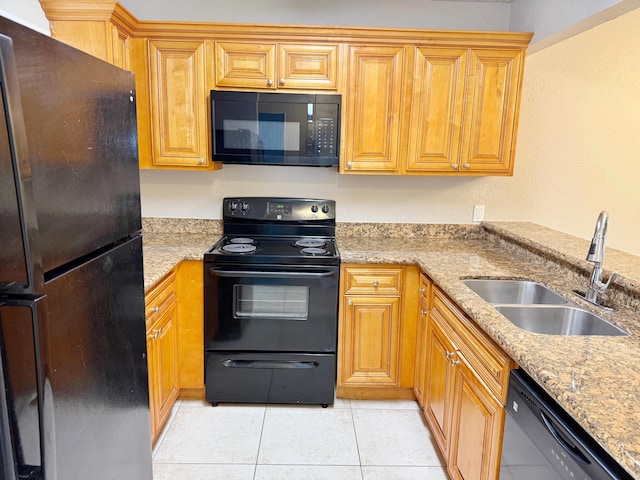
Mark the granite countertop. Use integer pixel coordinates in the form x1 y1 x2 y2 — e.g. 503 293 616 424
142 232 214 291
141 219 640 478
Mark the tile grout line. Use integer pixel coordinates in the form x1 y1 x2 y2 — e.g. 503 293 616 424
252 404 268 480
349 403 366 480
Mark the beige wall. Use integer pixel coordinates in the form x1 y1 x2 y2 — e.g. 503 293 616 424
507 6 640 255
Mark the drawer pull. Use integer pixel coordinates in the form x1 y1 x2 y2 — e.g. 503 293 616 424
149 328 162 340
147 306 160 314
372 280 379 286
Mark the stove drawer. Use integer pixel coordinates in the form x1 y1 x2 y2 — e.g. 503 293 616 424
205 352 336 405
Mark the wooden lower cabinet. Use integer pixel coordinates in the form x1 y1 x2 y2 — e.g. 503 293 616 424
145 260 205 444
417 281 515 480
176 260 205 398
448 353 504 480
337 264 418 399
145 270 179 444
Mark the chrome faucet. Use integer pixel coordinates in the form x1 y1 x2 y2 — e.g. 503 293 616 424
583 211 617 305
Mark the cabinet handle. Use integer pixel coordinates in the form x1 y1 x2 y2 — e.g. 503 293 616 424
198 157 205 165
267 79 273 86
420 310 427 315
463 163 470 169
149 328 162 340
451 163 458 169
147 306 160 314
445 351 455 359
418 288 426 293
372 280 379 287
347 299 353 306
279 78 285 85
451 359 461 366
346 161 353 169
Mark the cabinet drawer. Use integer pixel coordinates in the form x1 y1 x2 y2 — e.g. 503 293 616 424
433 287 514 403
343 267 403 295
145 270 177 323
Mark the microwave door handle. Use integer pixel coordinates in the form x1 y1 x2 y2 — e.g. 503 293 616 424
209 268 335 279
0 296 50 480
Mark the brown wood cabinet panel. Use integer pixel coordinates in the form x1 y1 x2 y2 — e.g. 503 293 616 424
278 43 338 90
343 267 403 296
344 45 406 172
448 353 504 480
148 39 210 168
433 288 514 403
176 260 204 398
145 270 179 445
340 296 401 386
215 41 276 89
461 48 524 175
406 47 467 172
424 308 455 457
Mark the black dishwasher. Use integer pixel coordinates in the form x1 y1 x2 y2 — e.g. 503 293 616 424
500 369 633 480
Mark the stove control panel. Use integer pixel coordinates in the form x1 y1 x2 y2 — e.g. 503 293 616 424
223 197 335 222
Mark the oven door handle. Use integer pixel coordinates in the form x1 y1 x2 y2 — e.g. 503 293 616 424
209 268 335 279
222 359 319 370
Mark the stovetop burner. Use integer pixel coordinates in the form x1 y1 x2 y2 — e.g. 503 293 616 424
300 247 328 255
221 243 257 254
294 238 326 248
229 237 256 244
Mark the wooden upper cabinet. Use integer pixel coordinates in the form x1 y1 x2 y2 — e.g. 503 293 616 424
215 41 339 90
406 46 524 175
146 39 211 168
460 48 524 175
406 47 467 173
343 45 406 173
109 23 130 70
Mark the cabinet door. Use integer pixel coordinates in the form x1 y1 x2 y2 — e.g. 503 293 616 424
155 304 179 432
448 353 504 480
148 39 209 167
460 48 524 175
146 326 159 436
424 310 455 456
344 45 405 173
339 296 401 386
109 23 130 70
413 303 429 405
278 44 338 90
406 47 467 173
215 42 276 89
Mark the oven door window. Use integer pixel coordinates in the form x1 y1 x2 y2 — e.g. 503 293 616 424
234 284 309 320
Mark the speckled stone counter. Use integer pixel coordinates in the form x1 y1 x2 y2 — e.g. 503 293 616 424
141 218 221 291
141 217 640 478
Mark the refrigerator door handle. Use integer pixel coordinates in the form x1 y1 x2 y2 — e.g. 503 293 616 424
0 295 51 480
0 34 44 296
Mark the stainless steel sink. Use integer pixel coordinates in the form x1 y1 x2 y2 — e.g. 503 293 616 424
494 305 627 336
462 279 570 305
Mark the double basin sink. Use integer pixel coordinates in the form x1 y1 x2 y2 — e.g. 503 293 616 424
461 279 627 336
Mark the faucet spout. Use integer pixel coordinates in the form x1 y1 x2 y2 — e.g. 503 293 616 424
586 211 609 264
582 211 617 307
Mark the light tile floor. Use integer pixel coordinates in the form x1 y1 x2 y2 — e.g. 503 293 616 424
152 397 448 480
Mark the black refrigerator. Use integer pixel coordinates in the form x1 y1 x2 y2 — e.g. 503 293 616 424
0 17 152 480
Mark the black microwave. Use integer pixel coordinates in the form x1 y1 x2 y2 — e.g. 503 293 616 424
210 90 341 167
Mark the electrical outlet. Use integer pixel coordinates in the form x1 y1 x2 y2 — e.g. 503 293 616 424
473 205 485 222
